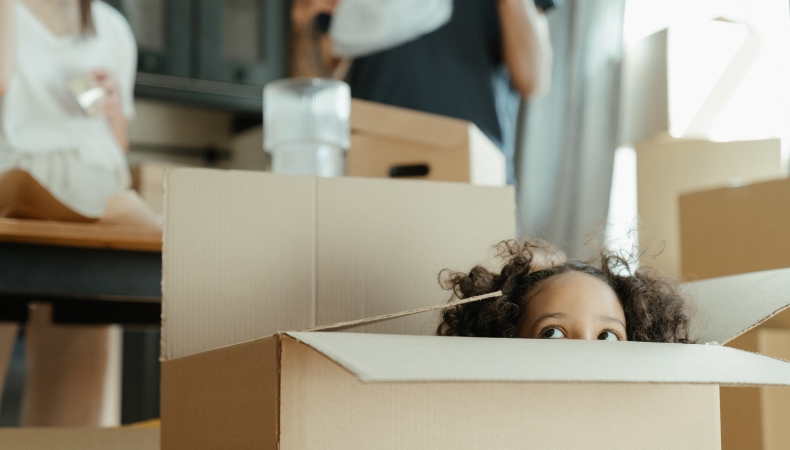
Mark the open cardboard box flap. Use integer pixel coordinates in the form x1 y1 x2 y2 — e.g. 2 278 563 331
284 333 790 386
684 267 790 344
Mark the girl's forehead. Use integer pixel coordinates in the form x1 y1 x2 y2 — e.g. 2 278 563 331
536 270 612 293
527 271 623 315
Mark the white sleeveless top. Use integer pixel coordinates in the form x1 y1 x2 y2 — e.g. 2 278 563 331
0 1 136 172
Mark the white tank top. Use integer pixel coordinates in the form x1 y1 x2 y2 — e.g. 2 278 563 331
0 1 136 172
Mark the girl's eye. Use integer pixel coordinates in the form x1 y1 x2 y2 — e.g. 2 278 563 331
598 331 619 341
541 327 566 339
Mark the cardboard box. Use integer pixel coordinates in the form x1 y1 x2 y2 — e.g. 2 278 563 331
161 169 515 360
161 268 790 450
680 179 790 449
346 99 506 186
635 138 782 277
680 177 790 281
0 427 159 450
721 328 790 450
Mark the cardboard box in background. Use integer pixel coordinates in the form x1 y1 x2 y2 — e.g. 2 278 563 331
679 177 790 329
346 99 506 186
635 138 782 278
161 169 515 360
161 268 790 450
680 178 790 450
721 328 790 450
680 177 790 281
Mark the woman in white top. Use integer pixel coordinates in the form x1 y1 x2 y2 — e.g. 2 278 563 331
0 0 137 426
0 0 136 217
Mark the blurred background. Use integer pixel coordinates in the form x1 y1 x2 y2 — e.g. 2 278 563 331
0 1 789 449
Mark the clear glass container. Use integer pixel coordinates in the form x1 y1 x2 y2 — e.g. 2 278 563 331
263 78 351 177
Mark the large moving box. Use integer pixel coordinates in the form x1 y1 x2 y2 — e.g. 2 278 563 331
161 268 790 450
680 177 790 281
679 178 790 450
635 138 782 277
161 169 515 360
346 99 506 186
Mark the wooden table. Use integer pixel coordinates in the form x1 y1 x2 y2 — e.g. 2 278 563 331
0 218 162 324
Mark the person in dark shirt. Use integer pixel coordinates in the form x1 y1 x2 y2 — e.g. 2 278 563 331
291 0 552 184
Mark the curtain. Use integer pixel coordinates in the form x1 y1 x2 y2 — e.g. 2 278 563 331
515 0 626 258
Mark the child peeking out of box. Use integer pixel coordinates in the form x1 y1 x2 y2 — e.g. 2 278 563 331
437 240 691 343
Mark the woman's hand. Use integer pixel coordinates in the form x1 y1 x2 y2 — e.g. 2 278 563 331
90 68 129 152
290 0 341 77
497 0 553 98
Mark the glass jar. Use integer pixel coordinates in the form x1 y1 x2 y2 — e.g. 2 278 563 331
263 78 351 177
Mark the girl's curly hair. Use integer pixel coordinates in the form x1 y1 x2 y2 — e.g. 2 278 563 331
437 240 692 343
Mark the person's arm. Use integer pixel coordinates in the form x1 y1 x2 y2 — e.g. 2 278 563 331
290 0 341 77
0 0 15 97
91 69 128 152
497 0 553 98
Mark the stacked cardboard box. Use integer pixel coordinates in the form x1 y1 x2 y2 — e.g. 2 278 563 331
347 99 506 186
621 19 784 278
680 177 790 449
159 169 790 450
635 138 782 277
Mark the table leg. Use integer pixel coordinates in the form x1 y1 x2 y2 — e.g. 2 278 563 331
0 322 19 405
20 304 121 426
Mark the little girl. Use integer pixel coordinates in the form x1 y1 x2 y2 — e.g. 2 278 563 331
437 240 691 343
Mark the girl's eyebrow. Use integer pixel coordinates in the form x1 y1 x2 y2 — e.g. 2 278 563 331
533 312 568 324
599 315 625 328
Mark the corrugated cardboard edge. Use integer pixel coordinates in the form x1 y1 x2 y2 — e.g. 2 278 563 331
160 168 172 361
297 291 502 332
